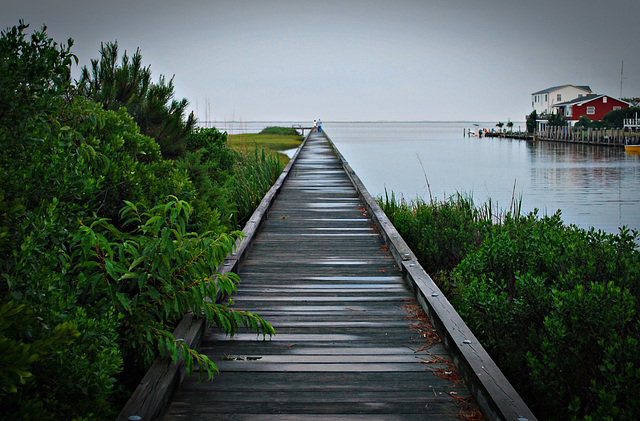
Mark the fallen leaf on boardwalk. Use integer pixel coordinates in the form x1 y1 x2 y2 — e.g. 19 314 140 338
451 395 485 420
433 368 459 385
403 304 441 348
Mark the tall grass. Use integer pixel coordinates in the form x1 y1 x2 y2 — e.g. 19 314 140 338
378 191 497 278
233 147 284 227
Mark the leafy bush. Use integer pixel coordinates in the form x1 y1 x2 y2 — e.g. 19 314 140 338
72 198 273 370
260 126 300 135
381 187 640 420
178 127 237 231
1 21 276 419
603 106 640 129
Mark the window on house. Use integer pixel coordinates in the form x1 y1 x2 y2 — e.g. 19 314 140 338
587 106 596 115
557 94 562 101
545 94 548 102
613 106 621 111
603 97 608 103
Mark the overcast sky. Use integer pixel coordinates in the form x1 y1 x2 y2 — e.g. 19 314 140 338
2 0 639 122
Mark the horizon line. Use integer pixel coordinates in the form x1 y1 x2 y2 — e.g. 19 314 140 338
197 120 525 123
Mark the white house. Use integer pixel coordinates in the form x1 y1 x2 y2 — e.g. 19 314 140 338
531 85 592 115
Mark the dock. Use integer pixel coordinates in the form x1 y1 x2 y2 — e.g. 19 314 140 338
119 131 536 421
483 126 639 146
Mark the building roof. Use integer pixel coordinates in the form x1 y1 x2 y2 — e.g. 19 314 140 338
553 94 631 108
531 84 592 95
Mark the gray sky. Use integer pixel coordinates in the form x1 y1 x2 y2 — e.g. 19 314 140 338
2 0 639 122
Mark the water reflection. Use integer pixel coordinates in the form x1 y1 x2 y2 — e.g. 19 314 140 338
524 140 639 233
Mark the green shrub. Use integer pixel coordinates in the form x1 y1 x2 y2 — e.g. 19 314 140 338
447 211 640 419
72 198 274 370
0 21 280 418
380 189 640 420
178 127 237 231
260 126 300 136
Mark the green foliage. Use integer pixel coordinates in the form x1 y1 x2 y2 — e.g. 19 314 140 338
260 126 300 136
383 189 640 420
378 192 493 279
526 110 537 134
451 213 640 420
178 127 237 231
574 115 593 129
603 106 640 129
78 41 196 158
546 112 568 127
71 197 274 370
233 147 285 227
0 20 76 142
0 301 77 395
1 20 281 419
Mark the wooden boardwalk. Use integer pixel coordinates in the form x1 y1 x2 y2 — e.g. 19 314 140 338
162 132 477 420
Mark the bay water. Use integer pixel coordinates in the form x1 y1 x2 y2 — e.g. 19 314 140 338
210 121 640 236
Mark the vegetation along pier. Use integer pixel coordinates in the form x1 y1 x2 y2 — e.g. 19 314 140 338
120 131 536 420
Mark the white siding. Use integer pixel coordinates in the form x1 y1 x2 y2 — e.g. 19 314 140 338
531 85 591 115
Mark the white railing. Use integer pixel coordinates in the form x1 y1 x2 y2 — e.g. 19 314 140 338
624 114 640 128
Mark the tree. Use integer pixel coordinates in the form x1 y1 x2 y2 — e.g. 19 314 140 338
546 112 568 127
602 106 640 129
622 97 640 107
506 120 514 132
0 20 76 154
526 110 538 134
574 115 592 129
496 122 504 133
78 41 195 158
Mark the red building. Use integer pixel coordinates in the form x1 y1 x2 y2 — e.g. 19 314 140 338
553 94 630 124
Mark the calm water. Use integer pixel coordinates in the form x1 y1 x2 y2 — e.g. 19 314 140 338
210 121 640 236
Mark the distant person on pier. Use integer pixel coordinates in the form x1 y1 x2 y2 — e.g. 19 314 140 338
318 119 322 133
313 119 317 132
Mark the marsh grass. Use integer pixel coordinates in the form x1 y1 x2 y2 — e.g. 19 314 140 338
226 131 301 227
378 191 499 278
233 147 285 227
228 133 303 164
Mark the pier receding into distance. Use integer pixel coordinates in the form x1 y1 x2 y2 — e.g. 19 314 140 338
119 131 537 421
